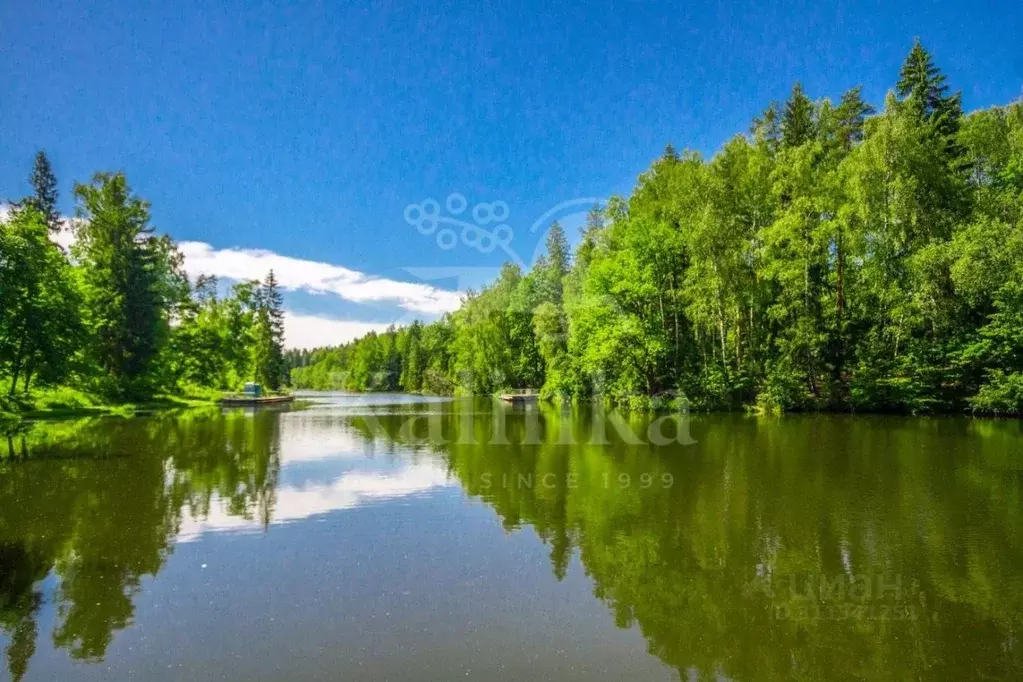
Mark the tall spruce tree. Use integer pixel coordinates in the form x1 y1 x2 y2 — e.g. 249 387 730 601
542 222 570 305
575 204 606 270
835 86 875 148
897 38 964 161
26 151 60 232
782 82 816 148
253 270 286 390
897 39 961 124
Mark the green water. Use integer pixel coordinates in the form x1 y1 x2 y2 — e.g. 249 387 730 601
1 394 1021 680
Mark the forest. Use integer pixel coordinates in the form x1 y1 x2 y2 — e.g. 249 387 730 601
290 41 1023 414
0 163 286 413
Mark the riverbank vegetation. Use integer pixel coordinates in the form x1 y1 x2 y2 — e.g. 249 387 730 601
0 160 287 419
290 42 1023 415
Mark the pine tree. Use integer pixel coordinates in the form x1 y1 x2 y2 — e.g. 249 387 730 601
897 38 964 156
897 39 955 121
25 151 60 232
782 82 816 148
254 270 286 390
543 222 570 305
835 86 874 148
576 204 605 269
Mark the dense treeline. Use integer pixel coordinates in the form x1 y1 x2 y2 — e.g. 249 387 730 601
0 159 286 406
287 319 454 395
292 41 1023 414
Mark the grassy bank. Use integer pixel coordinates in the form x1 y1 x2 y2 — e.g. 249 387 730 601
0 386 220 423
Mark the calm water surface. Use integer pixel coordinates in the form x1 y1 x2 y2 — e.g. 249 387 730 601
1 393 1021 680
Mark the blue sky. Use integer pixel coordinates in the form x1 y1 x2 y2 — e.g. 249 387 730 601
2 0 1021 346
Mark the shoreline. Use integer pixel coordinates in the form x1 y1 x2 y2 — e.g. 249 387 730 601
4 387 1020 426
290 389 1022 418
0 392 219 425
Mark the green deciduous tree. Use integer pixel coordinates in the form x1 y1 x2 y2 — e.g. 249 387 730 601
0 206 81 394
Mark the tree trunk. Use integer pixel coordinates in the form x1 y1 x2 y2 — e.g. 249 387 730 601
719 318 727 367
671 271 680 371
8 336 25 397
735 305 742 371
836 227 846 320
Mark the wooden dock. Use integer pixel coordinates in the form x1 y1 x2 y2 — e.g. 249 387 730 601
499 389 539 404
219 395 295 407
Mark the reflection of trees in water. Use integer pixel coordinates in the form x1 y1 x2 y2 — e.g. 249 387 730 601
356 404 1023 680
0 410 281 680
2 405 1021 680
0 543 43 681
164 410 280 530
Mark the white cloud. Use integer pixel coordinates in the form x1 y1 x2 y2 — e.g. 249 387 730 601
284 311 391 350
179 241 463 315
52 222 77 251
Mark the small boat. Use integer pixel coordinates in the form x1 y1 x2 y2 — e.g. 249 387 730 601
499 389 539 404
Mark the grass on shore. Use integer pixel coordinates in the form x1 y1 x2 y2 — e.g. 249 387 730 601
0 385 221 422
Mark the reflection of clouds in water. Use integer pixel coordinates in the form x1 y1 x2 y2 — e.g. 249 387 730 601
293 391 450 408
275 397 448 462
179 393 456 542
177 462 451 543
275 417 371 463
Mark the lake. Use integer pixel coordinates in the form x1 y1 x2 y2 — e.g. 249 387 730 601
1 393 1021 680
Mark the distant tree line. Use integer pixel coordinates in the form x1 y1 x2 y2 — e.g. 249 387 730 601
291 41 1023 414
0 158 286 402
